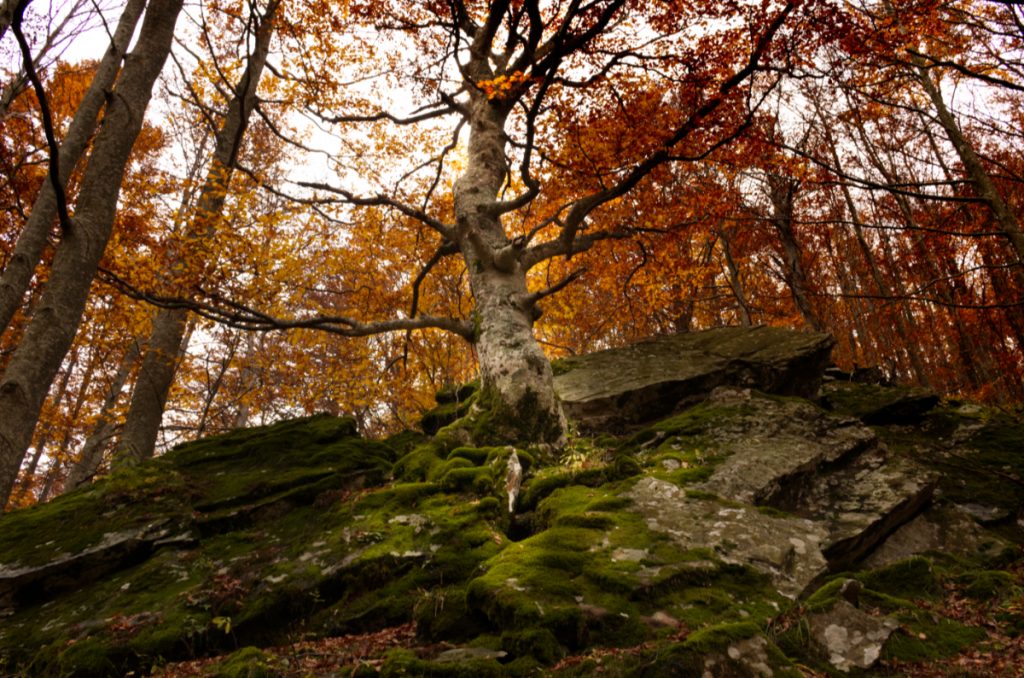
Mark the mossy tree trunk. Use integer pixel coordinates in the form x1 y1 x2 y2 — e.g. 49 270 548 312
453 92 566 446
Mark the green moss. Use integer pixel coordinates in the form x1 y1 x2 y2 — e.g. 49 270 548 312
957 570 1017 600
501 628 565 663
414 587 480 642
882 620 987 662
857 556 937 599
448 447 492 465
379 648 507 678
208 646 280 678
802 578 846 613
682 621 761 653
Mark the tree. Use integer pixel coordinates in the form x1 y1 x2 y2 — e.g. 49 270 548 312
115 0 281 464
154 0 826 446
0 0 183 505
0 0 146 335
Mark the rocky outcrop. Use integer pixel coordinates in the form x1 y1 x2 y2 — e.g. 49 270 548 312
553 325 834 430
0 328 1021 677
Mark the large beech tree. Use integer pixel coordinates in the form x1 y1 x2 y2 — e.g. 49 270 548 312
167 0 828 445
3 0 1022 505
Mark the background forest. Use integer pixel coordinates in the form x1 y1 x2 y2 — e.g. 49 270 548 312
0 0 1021 510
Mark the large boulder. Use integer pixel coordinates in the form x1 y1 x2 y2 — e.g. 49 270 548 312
553 325 834 430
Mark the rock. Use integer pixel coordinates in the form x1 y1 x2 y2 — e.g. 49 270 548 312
701 634 776 678
958 503 1012 525
864 505 1012 569
506 450 523 512
807 599 898 672
0 522 178 614
822 381 939 425
695 392 878 507
554 325 834 430
693 392 935 570
434 647 507 663
625 477 829 598
798 454 936 570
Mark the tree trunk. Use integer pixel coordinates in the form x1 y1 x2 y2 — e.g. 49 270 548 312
766 175 826 333
0 0 16 43
0 0 182 507
718 228 752 326
64 338 142 492
913 60 1024 266
454 98 565 445
115 0 278 464
0 0 147 336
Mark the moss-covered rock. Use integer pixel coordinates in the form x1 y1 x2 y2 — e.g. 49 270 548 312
3 330 1023 677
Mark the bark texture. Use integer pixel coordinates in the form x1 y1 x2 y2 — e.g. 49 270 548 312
0 0 17 43
0 0 182 507
64 339 142 492
767 174 827 333
454 97 565 445
115 0 279 464
914 60 1024 265
0 0 147 335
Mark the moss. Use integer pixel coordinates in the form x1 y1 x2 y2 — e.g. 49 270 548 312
501 628 565 663
857 556 937 599
447 447 492 465
957 570 1017 600
882 620 987 662
682 621 761 654
207 646 280 678
802 578 846 613
435 380 480 405
421 397 477 436
476 497 501 516
379 649 507 677
414 587 481 642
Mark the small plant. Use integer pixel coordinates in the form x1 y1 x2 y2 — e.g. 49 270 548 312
212 616 232 634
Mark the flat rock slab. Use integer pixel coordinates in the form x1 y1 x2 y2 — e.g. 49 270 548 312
625 477 829 599
695 389 878 507
864 504 1012 569
692 390 935 570
553 326 834 430
822 381 939 425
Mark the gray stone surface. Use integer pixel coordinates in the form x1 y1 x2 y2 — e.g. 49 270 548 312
695 388 877 507
807 599 898 672
624 477 829 599
864 504 1012 568
702 634 776 678
553 326 834 429
693 390 935 570
0 522 178 615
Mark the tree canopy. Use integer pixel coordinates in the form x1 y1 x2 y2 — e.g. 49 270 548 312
1 0 1022 508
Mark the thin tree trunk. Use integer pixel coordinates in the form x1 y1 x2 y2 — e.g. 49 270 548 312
195 332 240 438
765 175 826 332
5 345 78 508
718 227 752 326
913 59 1024 266
0 0 147 336
64 338 142 492
0 0 182 507
116 0 279 464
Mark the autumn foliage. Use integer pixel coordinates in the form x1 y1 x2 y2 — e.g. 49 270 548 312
0 0 1022 507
